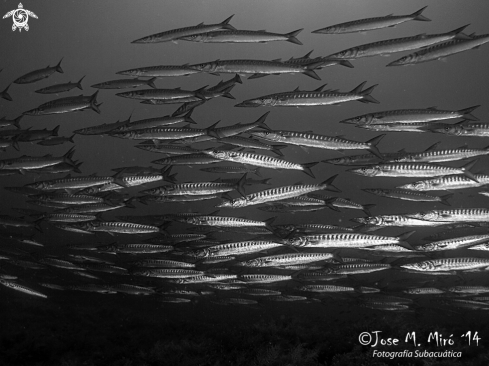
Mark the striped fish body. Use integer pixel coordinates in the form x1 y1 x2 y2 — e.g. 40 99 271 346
193 59 315 76
110 126 207 140
131 15 236 43
401 257 489 272
328 263 391 275
363 188 450 204
342 106 480 125
142 181 236 196
299 284 355 293
357 122 440 133
0 155 72 170
447 286 489 295
327 27 467 59
416 234 489 251
0 280 47 298
183 215 271 228
117 65 200 78
404 287 445 295
133 269 204 278
239 274 292 283
433 122 489 137
203 149 315 177
239 252 335 267
81 221 160 234
131 259 195 268
97 243 173 254
91 78 156 89
74 120 131 135
14 59 63 84
41 213 97 223
152 153 221 165
35 79 84 94
217 179 335 208
116 88 204 101
39 258 84 270
137 144 199 155
388 34 489 66
118 175 164 187
168 274 237 284
311 7 430 34
58 202 126 214
31 193 103 205
284 232 404 248
25 175 116 190
24 96 100 116
349 163 475 178
180 29 302 44
398 174 488 191
406 208 489 223
139 194 220 204
392 147 489 163
237 288 282 297
110 284 155 296
196 240 283 257
351 215 445 227
115 115 193 132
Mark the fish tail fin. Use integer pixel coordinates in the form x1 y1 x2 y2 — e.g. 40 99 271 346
1 84 12 101
147 77 157 89
183 110 196 124
235 173 247 197
339 60 354 68
397 230 416 241
362 204 376 216
264 216 277 232
222 91 235 100
458 105 480 121
221 15 236 30
271 145 287 157
321 174 341 193
286 28 303 45
63 146 76 162
411 6 431 21
12 135 20 151
68 134 76 143
52 125 60 136
302 69 321 80
301 162 318 178
358 84 380 104
255 111 271 130
56 57 64 73
450 24 471 40
233 74 243 84
76 75 85 90
254 167 262 177
461 159 479 182
90 91 101 114
73 161 83 173
439 193 453 206
205 120 221 138
194 85 208 100
13 115 23 129
366 134 386 160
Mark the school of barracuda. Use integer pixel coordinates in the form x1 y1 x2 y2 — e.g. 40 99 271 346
2 7 489 312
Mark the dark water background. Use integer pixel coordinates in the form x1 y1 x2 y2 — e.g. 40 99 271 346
1 0 489 365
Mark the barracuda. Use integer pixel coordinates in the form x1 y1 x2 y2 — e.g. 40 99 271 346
36 75 85 94
131 15 236 43
400 257 489 272
61 221 161 234
168 274 238 284
236 81 378 107
251 130 385 159
116 86 207 101
0 148 76 171
91 77 156 89
341 105 480 125
190 240 283 257
24 174 119 191
137 143 200 155
14 58 64 84
0 279 47 298
130 259 195 268
238 274 292 283
431 121 489 137
238 252 336 267
132 268 204 278
323 263 391 275
311 6 430 34
389 145 489 163
110 284 155 296
190 59 321 80
351 214 450 227
216 175 339 208
416 234 489 252
279 231 414 249
109 122 216 141
387 33 489 66
96 243 173 254
180 28 303 45
299 284 355 293
326 25 469 59
348 161 478 182
113 111 195 132
203 149 318 178
398 174 489 192
405 208 489 223
182 215 276 230
117 64 201 78
363 188 453 206
23 91 101 116
141 174 247 197
29 193 104 205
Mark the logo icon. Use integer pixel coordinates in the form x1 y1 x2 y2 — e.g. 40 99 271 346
3 3 37 32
